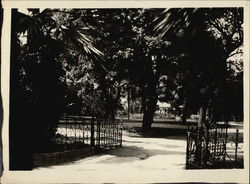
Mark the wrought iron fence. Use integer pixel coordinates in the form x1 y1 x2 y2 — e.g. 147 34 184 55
186 123 243 169
226 128 243 165
53 115 123 151
97 119 123 149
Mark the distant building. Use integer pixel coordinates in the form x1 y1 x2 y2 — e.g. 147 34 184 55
156 102 171 116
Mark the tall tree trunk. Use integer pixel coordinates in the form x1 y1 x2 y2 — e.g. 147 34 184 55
196 104 207 165
142 78 158 134
127 87 130 120
198 104 207 127
181 98 188 125
141 53 160 135
113 87 121 120
207 104 214 127
142 97 157 134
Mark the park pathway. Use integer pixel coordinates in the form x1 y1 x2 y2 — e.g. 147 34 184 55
21 126 243 183
34 123 243 172
34 131 187 172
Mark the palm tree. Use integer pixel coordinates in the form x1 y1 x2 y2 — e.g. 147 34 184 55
9 8 104 170
153 8 243 127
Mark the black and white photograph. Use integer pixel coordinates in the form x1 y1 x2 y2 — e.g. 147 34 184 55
1 1 249 183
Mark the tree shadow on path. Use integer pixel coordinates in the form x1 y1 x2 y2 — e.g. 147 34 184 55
99 144 185 164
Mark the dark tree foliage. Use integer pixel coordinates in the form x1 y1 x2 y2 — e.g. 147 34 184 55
9 9 103 169
9 8 244 170
66 8 243 131
66 9 146 119
9 10 66 169
154 8 243 126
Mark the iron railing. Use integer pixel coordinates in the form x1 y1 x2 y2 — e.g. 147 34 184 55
186 123 243 169
53 115 123 150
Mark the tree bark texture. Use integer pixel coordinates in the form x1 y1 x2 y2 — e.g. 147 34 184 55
198 105 207 127
181 98 188 125
142 77 158 134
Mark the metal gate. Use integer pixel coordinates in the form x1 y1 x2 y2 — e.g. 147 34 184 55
186 123 242 169
96 120 123 149
54 115 123 151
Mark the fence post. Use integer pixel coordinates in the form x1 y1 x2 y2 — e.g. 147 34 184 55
186 131 191 169
82 116 85 144
90 117 95 146
74 116 77 146
223 125 228 162
204 126 210 164
196 127 202 167
65 115 68 150
120 119 123 147
235 128 239 162
213 127 218 162
97 120 100 149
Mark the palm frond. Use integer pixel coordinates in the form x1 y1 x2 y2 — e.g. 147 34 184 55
13 9 106 72
59 25 104 57
13 10 43 38
153 8 200 40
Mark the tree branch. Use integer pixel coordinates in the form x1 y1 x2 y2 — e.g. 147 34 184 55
228 51 243 58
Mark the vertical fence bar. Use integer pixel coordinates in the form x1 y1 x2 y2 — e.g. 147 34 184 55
107 121 109 147
104 121 106 148
118 120 120 146
235 128 239 162
196 127 201 166
120 119 123 147
74 117 77 146
223 125 228 162
204 126 209 164
213 127 217 162
82 116 85 144
90 117 95 146
97 120 100 149
65 115 68 149
186 131 191 168
112 121 114 146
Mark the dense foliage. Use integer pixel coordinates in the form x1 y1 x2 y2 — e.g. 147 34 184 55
9 8 243 169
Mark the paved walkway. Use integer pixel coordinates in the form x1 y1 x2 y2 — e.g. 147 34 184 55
16 129 244 183
34 123 243 172
35 132 187 172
